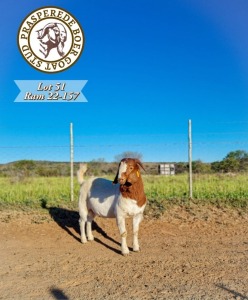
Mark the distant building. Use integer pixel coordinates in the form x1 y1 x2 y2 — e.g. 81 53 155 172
159 163 175 175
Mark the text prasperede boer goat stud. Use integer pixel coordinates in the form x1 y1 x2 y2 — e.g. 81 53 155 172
77 158 147 256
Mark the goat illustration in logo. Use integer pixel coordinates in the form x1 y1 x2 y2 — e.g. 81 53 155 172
36 22 67 59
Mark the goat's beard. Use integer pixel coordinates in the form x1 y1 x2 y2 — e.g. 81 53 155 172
57 42 65 57
120 182 132 193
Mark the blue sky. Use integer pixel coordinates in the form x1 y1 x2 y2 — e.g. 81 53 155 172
0 0 248 163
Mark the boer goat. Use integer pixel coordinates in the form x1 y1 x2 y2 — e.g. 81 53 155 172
77 158 147 256
37 22 67 58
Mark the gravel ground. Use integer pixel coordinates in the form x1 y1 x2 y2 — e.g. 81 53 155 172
0 207 248 300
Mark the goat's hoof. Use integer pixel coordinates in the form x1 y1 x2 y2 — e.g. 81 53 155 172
88 236 94 242
121 250 130 256
133 244 141 252
81 238 87 244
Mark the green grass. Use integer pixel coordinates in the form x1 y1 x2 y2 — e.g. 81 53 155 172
0 174 248 212
192 174 248 208
0 177 77 210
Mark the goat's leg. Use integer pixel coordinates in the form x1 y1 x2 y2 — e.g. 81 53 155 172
132 214 143 252
86 211 95 241
78 193 88 244
79 216 87 244
117 216 129 256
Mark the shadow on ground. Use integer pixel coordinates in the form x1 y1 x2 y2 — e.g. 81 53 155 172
50 288 69 300
216 284 248 300
47 206 81 242
41 200 120 253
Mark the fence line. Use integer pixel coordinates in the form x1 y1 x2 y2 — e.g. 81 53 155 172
1 121 248 202
0 138 246 165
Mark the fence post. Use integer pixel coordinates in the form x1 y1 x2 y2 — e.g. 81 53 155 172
70 122 74 201
188 119 193 199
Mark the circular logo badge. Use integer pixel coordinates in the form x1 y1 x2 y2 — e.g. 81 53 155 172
18 6 85 73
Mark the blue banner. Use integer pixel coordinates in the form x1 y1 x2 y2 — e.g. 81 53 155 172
14 80 88 103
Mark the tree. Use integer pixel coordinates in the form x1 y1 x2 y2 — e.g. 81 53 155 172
211 150 248 173
114 151 143 162
211 161 222 173
175 162 188 174
222 150 248 172
192 160 212 174
88 158 106 176
224 150 248 161
13 160 36 177
224 150 248 160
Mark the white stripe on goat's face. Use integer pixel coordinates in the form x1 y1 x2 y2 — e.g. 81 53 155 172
118 161 128 185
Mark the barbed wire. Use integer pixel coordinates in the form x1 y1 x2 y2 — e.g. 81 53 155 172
0 121 247 164
0 120 247 128
0 140 247 149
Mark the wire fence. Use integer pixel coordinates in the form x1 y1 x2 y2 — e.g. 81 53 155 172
0 121 247 202
1 123 247 164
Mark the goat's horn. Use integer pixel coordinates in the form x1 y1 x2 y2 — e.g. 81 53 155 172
135 159 146 172
37 23 56 39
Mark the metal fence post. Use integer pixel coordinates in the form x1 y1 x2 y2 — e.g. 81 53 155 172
70 123 74 201
188 119 193 199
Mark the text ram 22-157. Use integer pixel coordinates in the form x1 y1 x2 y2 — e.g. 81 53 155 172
24 82 80 101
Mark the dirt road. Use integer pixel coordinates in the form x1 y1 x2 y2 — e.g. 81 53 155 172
0 207 248 299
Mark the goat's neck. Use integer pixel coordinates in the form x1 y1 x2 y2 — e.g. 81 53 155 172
120 178 146 207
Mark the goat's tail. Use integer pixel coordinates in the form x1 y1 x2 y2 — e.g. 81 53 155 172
77 163 88 185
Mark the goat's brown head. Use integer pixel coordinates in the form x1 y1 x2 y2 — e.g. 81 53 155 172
113 158 145 185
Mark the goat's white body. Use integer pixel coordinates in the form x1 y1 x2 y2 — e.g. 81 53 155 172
117 197 146 217
78 176 146 255
80 178 119 218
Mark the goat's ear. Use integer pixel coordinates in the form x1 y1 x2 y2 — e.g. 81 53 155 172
37 23 56 39
135 159 146 172
113 163 120 184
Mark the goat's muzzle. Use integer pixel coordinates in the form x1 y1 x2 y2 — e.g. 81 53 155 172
118 177 126 185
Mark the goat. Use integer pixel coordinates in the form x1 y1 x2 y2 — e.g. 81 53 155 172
36 22 67 58
77 158 147 256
